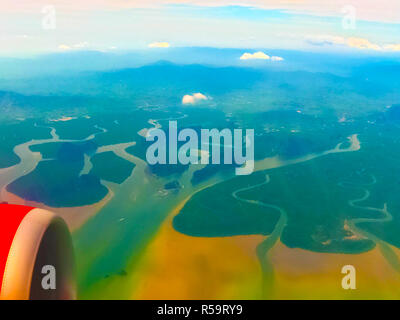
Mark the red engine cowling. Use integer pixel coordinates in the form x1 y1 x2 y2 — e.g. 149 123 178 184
0 204 76 300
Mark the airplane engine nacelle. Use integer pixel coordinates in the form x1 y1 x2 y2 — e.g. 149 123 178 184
0 204 76 300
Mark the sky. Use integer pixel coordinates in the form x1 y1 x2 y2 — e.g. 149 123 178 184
0 0 399 56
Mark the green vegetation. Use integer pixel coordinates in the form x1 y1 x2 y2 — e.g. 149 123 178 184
90 151 135 184
0 120 50 168
7 159 108 207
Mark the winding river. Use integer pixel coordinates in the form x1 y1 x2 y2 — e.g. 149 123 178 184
232 174 288 298
339 175 400 273
0 127 366 298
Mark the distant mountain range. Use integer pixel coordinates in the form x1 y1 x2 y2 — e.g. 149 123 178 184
0 57 399 118
1 47 399 79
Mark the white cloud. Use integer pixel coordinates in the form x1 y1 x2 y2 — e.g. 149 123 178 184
305 35 400 51
240 51 270 60
240 51 284 61
58 44 72 50
346 37 381 51
148 42 170 48
182 93 208 105
73 41 90 49
58 42 90 51
384 44 400 51
271 56 284 61
305 35 346 46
